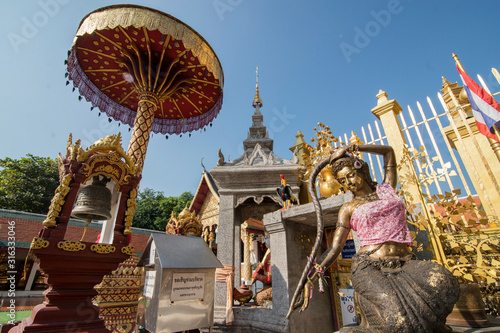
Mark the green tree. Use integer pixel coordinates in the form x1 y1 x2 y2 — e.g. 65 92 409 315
0 154 59 214
132 189 194 231
132 188 164 230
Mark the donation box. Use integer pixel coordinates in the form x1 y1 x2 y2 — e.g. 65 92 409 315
137 234 222 332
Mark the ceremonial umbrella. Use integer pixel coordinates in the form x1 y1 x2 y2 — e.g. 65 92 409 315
67 4 224 174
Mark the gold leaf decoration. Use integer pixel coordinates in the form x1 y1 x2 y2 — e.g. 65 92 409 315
43 174 73 227
57 240 86 252
121 246 135 256
90 243 116 254
30 237 49 250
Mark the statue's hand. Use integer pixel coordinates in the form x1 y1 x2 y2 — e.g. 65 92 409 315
301 280 313 312
292 280 313 313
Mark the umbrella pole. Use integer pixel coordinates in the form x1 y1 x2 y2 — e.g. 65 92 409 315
127 91 159 175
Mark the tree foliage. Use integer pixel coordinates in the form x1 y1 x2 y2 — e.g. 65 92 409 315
132 189 193 231
0 154 59 214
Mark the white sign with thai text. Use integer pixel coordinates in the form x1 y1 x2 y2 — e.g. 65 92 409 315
171 272 205 301
143 270 156 298
339 288 357 326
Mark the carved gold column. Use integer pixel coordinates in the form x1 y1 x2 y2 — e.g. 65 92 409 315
241 224 252 284
127 92 158 174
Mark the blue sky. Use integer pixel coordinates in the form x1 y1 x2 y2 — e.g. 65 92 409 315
1 0 500 197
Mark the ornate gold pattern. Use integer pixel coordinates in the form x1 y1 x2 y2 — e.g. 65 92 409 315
64 133 139 190
77 133 123 161
57 240 86 252
91 243 116 254
106 322 133 333
96 256 141 333
198 190 219 227
80 152 131 188
65 133 81 162
123 189 137 236
30 237 49 250
74 133 137 174
165 207 202 236
121 246 135 256
43 174 73 227
127 94 157 172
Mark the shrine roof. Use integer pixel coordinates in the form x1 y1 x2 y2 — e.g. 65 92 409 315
189 170 219 214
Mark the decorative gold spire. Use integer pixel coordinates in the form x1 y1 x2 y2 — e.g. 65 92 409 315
252 67 263 108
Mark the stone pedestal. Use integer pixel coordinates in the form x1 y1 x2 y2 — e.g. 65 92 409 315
209 194 349 332
265 194 350 333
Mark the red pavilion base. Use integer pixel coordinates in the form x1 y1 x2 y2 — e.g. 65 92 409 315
8 238 130 333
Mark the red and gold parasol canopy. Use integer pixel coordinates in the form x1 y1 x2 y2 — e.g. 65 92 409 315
67 5 223 135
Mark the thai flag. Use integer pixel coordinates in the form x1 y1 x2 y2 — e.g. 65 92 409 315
456 65 500 141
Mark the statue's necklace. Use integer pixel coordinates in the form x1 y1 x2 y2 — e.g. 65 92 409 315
353 191 379 205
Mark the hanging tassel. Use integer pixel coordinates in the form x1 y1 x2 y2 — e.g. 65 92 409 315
315 263 327 294
80 219 92 241
20 250 33 281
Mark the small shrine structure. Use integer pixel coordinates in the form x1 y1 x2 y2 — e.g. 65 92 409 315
208 72 302 327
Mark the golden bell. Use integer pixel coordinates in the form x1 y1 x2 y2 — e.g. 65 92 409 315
72 175 112 222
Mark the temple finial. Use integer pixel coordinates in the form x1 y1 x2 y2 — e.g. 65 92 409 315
252 66 263 108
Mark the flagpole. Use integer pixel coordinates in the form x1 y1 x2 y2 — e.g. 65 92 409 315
452 53 500 162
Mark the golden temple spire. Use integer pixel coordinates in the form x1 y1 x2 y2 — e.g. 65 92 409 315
252 66 263 108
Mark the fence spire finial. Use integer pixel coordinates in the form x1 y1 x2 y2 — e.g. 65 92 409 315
376 90 388 105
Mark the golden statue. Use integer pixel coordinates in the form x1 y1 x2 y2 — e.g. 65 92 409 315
288 144 460 332
165 207 202 237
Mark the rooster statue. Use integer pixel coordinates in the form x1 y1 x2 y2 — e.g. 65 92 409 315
276 174 297 210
